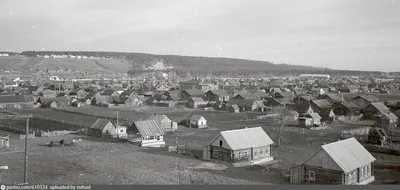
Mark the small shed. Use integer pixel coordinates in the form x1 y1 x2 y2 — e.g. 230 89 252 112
188 115 207 128
87 119 117 138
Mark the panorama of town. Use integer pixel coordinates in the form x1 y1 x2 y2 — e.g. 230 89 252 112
0 53 400 185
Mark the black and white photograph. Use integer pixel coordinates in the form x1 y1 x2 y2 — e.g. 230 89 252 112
0 0 400 187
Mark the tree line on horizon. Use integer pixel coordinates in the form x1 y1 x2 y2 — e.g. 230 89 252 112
15 51 397 77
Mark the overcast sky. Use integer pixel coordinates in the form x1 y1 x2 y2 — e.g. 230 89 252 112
0 0 399 71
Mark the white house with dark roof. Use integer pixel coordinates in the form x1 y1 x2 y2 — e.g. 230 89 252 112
203 127 274 167
290 137 376 185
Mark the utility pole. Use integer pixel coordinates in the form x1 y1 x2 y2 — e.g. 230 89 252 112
116 110 119 139
24 115 30 184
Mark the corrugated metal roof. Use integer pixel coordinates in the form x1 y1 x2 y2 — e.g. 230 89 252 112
218 127 274 150
321 137 376 173
133 120 164 136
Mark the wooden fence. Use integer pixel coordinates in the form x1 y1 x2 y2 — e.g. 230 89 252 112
364 143 400 155
40 130 79 137
0 135 9 148
340 127 371 142
20 131 35 140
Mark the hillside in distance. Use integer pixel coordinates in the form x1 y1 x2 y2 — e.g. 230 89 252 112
19 51 330 77
0 51 389 77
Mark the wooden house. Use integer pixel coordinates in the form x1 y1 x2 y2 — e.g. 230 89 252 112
28 86 42 96
232 93 260 100
352 95 380 109
363 102 390 120
187 97 208 108
100 88 119 97
333 102 362 119
205 90 230 102
42 89 57 98
293 104 314 117
377 112 398 128
203 127 274 167
130 120 165 148
290 138 376 185
165 92 181 101
320 93 343 105
180 89 205 101
298 113 322 128
296 96 316 105
310 99 333 114
229 99 266 112
87 119 118 138
274 91 295 101
188 115 207 128
147 114 178 132
228 104 240 113
77 90 87 100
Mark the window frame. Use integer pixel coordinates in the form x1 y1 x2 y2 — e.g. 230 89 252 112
213 150 219 158
308 171 315 181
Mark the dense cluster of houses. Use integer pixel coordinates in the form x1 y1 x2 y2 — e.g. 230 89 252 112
1 74 397 185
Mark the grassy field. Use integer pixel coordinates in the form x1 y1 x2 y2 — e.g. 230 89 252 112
0 57 131 74
0 134 280 185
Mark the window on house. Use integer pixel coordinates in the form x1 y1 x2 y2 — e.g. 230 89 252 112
149 136 155 140
360 168 363 178
157 136 160 140
120 129 123 133
308 171 315 181
213 150 218 158
219 140 223 146
244 151 248 157
105 130 109 134
238 152 241 158
254 150 258 156
260 149 263 154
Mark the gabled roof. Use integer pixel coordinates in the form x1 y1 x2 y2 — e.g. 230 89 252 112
148 114 172 123
212 127 274 150
340 102 361 110
90 119 115 130
28 86 40 92
133 120 164 136
189 97 207 103
353 95 380 102
367 102 390 111
311 99 332 109
324 93 342 102
190 115 205 121
381 112 398 120
307 113 322 120
101 88 116 96
179 79 201 85
275 91 294 99
294 104 313 113
229 104 240 110
299 96 316 101
316 138 375 173
167 93 181 101
233 93 260 100
207 90 229 97
182 89 204 96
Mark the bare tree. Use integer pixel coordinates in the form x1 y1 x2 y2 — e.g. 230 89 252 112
270 107 294 147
